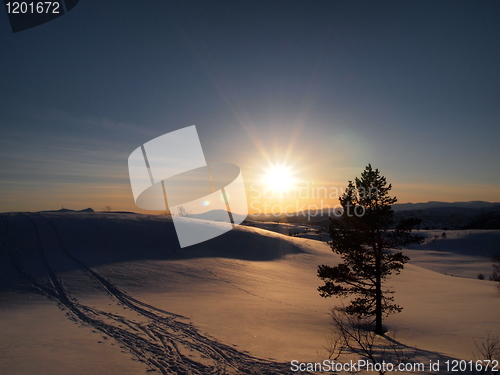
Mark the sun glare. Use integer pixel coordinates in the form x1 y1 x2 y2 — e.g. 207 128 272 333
263 165 296 192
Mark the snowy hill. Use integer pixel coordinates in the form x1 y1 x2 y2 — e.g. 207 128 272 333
0 211 499 375
188 209 248 225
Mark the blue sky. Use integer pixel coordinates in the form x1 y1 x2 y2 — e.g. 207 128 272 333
1 1 499 213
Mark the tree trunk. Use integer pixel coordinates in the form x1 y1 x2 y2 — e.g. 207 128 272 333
375 244 383 335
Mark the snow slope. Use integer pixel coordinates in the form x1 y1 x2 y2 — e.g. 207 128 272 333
0 212 499 374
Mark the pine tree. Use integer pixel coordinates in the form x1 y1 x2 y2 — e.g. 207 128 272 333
318 164 423 335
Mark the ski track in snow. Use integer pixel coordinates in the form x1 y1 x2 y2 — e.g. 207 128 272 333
0 213 305 375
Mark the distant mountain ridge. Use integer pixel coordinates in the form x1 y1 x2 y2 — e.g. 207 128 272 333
49 202 499 230
393 202 500 230
244 201 500 229
392 201 500 211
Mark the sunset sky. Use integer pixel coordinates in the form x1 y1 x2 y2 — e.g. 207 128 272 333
1 1 499 214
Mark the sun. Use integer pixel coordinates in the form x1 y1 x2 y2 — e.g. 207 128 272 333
263 165 296 192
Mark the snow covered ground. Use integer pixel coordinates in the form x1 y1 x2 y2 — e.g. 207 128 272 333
0 212 499 374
